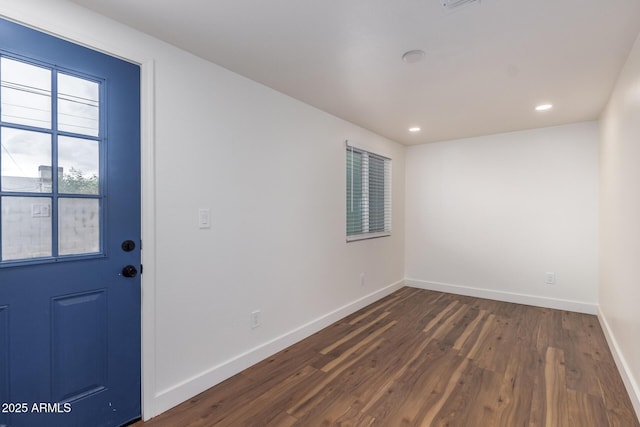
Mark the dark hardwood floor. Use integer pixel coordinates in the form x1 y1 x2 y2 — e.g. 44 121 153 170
134 287 639 426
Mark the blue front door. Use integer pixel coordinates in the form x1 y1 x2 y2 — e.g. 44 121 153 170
0 18 141 427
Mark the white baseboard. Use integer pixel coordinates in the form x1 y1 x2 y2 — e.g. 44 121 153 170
149 279 405 418
405 278 598 314
597 308 640 421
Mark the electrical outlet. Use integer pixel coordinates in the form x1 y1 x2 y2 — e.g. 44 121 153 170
250 310 260 329
360 272 365 287
545 272 555 285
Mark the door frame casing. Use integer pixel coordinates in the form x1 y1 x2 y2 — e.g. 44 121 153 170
139 59 157 421
0 8 159 420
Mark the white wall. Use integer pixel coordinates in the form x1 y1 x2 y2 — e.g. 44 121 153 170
405 122 599 313
0 0 405 419
599 32 640 418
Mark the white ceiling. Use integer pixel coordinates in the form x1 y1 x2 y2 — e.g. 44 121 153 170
73 0 640 145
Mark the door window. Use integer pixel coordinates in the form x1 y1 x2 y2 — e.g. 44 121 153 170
0 56 103 263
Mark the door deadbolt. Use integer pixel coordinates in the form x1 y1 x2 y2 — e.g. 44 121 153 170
121 240 136 252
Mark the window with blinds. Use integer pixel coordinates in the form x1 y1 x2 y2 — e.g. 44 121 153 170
346 144 391 241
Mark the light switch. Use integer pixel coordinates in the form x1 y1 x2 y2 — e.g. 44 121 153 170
198 208 211 229
545 272 555 285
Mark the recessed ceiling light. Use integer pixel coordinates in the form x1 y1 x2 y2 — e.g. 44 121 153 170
441 0 481 11
409 127 421 132
535 104 553 111
402 50 426 64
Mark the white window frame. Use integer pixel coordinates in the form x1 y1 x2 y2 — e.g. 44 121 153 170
346 141 392 242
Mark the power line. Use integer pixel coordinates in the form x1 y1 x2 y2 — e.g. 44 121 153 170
1 81 99 108
1 142 26 176
1 101 99 123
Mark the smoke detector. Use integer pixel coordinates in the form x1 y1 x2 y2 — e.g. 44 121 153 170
440 0 480 12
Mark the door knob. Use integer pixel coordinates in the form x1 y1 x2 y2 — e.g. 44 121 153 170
122 265 138 278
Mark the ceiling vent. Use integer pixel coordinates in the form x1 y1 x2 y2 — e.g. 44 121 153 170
440 0 480 12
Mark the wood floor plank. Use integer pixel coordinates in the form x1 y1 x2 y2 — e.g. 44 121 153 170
291 389 359 426
418 356 470 426
320 320 397 372
536 309 565 352
241 334 331 385
428 303 470 342
358 333 436 413
320 311 390 355
423 300 458 334
528 364 547 427
470 314 518 374
332 402 376 427
133 288 639 427
288 338 384 418
513 305 545 350
452 308 486 350
213 365 318 427
466 312 496 360
544 346 570 427
567 389 610 427
562 326 602 396
431 362 502 427
365 341 463 424
347 287 416 326
595 360 640 427
492 342 541 427
579 314 611 362
265 412 298 427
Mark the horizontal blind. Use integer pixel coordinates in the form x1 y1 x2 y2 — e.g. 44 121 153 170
346 143 391 241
